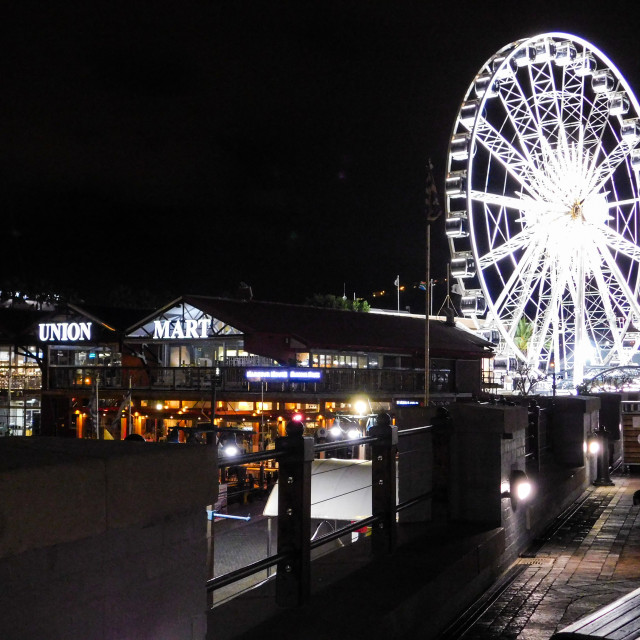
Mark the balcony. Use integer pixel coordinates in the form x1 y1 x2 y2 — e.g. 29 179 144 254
45 365 454 397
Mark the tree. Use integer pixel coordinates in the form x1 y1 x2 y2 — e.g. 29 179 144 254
305 294 370 312
512 361 546 396
514 317 533 354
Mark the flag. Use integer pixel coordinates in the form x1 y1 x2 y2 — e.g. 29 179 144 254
419 281 427 291
394 276 400 287
111 390 132 431
426 159 442 223
89 380 99 437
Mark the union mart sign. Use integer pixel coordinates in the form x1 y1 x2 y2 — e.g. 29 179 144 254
153 319 211 339
39 322 92 342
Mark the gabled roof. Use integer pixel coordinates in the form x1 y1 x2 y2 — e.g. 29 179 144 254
67 303 156 333
135 295 492 358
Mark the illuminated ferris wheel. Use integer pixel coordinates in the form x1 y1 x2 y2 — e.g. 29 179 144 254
445 32 640 385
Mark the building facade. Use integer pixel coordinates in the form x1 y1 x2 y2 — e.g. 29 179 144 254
2 295 494 447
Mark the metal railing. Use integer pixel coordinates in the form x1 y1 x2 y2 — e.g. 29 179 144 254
207 418 433 607
45 364 447 395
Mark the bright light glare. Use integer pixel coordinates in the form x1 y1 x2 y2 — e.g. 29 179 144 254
354 400 368 415
588 439 601 455
347 428 360 440
515 480 532 501
330 426 342 437
223 444 240 457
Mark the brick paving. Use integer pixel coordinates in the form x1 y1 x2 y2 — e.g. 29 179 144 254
458 472 640 639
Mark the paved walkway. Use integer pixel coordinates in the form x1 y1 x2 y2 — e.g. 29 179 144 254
452 471 640 639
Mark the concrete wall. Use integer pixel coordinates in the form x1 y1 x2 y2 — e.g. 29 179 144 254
541 396 600 467
448 397 600 569
0 438 218 640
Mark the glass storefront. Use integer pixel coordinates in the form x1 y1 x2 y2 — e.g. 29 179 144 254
0 345 42 436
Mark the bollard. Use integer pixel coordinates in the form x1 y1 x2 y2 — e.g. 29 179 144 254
275 420 314 607
370 412 398 556
593 427 615 487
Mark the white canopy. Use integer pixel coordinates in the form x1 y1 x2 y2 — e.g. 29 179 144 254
263 458 373 521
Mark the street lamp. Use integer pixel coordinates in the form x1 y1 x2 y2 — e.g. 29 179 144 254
549 355 557 397
501 469 533 510
592 426 615 486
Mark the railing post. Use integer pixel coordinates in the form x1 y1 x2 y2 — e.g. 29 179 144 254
275 420 314 607
370 412 398 556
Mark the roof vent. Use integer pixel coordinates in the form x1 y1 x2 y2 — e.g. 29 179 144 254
236 282 253 300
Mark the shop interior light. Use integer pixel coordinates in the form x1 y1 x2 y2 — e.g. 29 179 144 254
347 428 361 440
156 403 163 411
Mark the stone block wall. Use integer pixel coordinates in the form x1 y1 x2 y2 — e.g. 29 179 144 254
448 397 601 569
0 438 218 640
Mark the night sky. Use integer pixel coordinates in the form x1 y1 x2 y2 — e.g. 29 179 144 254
4 1 640 310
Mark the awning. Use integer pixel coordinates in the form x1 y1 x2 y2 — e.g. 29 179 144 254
263 458 373 521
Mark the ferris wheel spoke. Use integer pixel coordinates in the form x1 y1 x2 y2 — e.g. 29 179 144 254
474 117 543 199
498 74 550 162
528 60 566 149
493 237 548 323
468 189 559 218
585 139 636 197
600 226 640 263
596 236 640 320
477 227 537 268
582 93 611 153
606 196 640 209
527 255 568 363
585 242 626 361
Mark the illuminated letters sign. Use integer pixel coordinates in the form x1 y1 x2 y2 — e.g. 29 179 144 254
153 319 211 339
39 322 92 342
246 369 323 380
396 399 420 406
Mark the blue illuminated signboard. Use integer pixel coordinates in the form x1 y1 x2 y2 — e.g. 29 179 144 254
396 399 420 406
245 369 322 380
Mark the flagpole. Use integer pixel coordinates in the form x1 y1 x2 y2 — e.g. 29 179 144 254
396 275 400 312
425 226 430 407
424 158 441 408
128 376 133 436
95 376 100 439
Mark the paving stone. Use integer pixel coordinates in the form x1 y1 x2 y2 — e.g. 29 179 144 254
460 474 640 640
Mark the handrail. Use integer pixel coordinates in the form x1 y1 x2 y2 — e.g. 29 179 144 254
207 423 436 601
215 426 434 468
206 488 435 593
398 425 433 437
218 449 283 466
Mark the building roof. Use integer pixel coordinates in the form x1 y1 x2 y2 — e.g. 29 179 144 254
168 295 493 359
0 308 52 343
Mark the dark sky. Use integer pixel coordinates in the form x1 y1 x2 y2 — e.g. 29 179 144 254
4 1 640 310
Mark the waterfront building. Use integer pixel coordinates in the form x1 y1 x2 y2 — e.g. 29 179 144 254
2 295 494 444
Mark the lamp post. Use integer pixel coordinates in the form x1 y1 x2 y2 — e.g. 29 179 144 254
549 355 557 397
593 426 615 486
